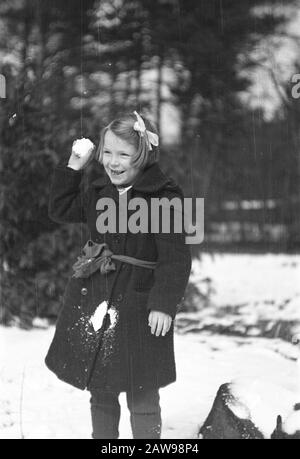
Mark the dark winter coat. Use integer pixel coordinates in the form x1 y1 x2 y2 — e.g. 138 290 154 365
45 161 192 392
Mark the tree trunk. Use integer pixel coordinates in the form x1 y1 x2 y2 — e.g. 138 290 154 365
109 59 117 119
135 52 143 108
156 52 163 134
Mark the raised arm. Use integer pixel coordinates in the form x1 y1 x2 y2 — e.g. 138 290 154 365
48 138 95 224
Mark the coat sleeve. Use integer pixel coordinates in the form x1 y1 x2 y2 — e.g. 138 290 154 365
48 164 89 224
146 190 192 320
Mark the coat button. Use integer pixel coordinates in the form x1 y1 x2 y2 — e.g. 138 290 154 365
114 235 121 243
116 293 123 301
81 287 88 296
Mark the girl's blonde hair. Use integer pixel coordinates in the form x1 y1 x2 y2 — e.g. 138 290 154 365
96 112 160 169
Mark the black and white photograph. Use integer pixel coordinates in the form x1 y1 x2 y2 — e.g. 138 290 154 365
1 0 300 440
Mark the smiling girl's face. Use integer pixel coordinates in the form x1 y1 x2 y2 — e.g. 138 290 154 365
102 130 141 187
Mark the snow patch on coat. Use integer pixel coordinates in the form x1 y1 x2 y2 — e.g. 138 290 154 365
90 302 118 333
90 301 108 332
99 305 120 365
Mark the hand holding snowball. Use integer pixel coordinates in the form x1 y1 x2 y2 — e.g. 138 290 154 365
68 138 95 170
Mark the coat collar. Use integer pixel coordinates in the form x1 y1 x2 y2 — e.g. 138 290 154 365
91 162 178 194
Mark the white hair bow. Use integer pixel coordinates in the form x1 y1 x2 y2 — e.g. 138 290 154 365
133 111 159 151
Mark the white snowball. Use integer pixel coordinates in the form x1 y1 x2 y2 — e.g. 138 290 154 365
73 138 94 156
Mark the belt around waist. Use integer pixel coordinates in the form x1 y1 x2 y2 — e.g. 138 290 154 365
72 240 158 279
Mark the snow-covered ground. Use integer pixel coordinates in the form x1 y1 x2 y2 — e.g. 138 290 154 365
180 253 300 340
1 253 300 439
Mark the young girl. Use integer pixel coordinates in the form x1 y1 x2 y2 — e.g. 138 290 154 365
45 111 192 439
